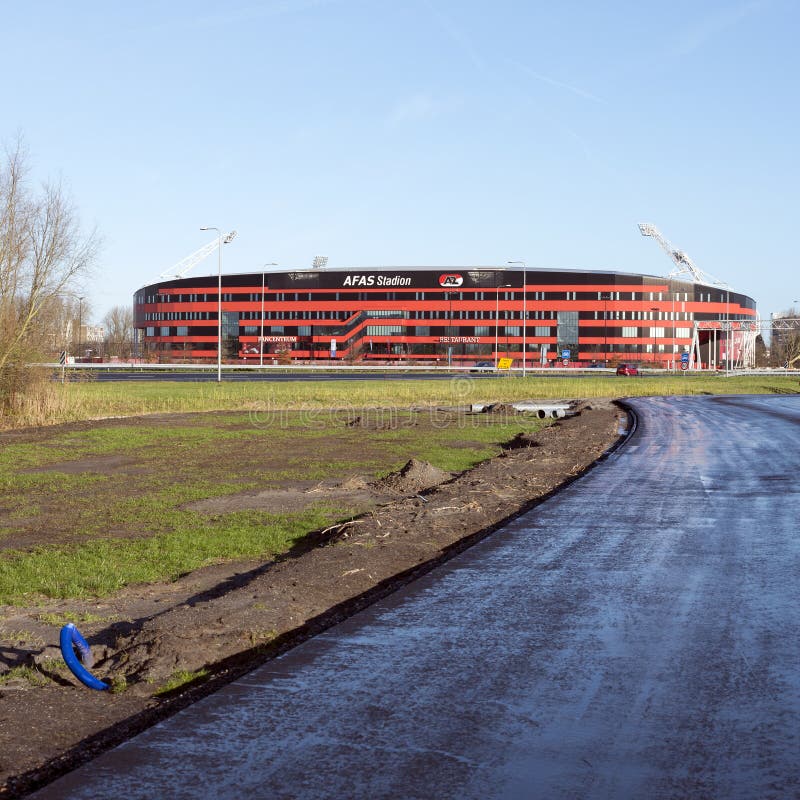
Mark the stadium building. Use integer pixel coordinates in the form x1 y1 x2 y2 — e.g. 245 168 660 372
133 266 757 368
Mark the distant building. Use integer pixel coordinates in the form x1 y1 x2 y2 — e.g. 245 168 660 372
80 324 105 344
133 266 757 367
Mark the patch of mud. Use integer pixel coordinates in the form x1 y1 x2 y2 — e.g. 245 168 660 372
187 460 453 515
502 432 541 450
22 455 145 475
343 414 419 430
185 480 390 515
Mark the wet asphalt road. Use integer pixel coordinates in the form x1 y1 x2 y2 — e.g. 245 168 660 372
35 395 800 799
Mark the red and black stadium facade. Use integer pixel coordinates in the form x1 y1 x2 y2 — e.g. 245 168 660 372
133 267 756 367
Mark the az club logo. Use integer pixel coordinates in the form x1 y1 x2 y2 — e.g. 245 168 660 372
439 274 463 287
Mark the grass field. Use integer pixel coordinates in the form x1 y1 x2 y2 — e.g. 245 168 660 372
5 372 799 429
0 410 545 604
0 372 796 603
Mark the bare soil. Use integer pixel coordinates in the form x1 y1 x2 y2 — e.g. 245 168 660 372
0 400 626 798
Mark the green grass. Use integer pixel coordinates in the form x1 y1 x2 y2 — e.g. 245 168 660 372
0 665 49 687
154 668 209 696
0 629 45 646
35 611 116 626
4 372 798 429
0 506 347 603
0 407 542 603
363 416 540 473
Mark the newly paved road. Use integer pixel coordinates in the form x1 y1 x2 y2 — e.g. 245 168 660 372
36 395 800 799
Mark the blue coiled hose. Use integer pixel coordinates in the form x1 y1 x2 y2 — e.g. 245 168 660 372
59 623 109 691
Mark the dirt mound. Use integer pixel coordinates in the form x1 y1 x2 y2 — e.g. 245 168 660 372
373 458 452 494
339 476 370 491
503 432 541 450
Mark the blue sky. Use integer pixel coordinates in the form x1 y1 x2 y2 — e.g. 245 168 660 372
3 0 797 322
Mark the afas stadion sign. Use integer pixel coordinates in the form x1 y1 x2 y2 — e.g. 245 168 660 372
339 273 464 288
270 270 484 291
341 274 412 287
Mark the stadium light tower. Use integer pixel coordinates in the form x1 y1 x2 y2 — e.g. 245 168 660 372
312 256 328 269
507 261 527 375
200 227 237 382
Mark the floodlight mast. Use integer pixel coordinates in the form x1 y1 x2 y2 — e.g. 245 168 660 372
637 223 729 288
159 231 238 280
312 256 328 269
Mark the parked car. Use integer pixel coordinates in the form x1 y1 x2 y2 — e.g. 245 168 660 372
470 361 496 373
615 363 639 376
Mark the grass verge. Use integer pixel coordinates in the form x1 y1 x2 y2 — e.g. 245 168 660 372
2 372 798 429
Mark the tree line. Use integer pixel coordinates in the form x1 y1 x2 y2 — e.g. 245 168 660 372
0 137 98 414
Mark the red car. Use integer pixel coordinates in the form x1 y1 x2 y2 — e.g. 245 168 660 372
616 363 639 376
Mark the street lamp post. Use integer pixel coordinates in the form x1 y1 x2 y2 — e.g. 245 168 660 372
200 227 223 382
260 263 277 367
58 291 84 377
650 306 659 367
671 292 676 370
77 296 84 362
200 227 236 382
508 261 527 375
446 291 455 368
601 294 610 368
725 289 731 374
495 283 512 368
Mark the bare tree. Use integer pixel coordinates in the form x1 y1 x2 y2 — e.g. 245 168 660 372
0 137 100 411
770 306 800 367
102 304 133 359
